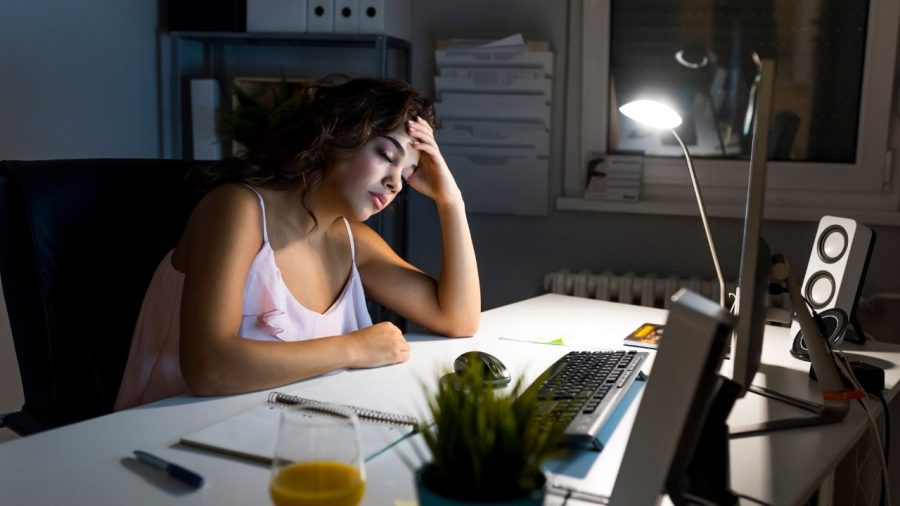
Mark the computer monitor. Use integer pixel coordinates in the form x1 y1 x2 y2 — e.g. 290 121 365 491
610 289 737 505
730 56 776 397
727 58 851 433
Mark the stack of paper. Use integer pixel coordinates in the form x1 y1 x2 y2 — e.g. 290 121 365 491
433 34 553 216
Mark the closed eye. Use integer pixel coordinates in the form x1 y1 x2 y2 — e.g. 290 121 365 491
378 149 395 164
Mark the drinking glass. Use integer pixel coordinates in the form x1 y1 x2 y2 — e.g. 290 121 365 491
269 405 366 506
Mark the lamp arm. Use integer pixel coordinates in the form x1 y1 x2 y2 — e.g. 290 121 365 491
669 128 727 308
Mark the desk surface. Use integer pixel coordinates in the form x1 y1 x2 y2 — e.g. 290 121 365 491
1 294 898 505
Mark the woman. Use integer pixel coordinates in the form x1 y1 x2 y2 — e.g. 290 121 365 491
115 77 480 410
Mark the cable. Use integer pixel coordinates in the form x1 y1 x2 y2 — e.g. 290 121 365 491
836 353 892 506
879 393 890 506
835 355 886 505
855 398 882 506
877 392 890 468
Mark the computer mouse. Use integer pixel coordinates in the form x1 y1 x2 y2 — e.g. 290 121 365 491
453 351 511 387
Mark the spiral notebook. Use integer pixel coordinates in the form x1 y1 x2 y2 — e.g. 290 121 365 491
180 391 419 464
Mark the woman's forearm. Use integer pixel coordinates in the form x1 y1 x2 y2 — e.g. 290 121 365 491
182 334 354 396
181 321 409 396
434 194 481 337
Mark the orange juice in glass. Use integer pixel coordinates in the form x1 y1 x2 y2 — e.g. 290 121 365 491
270 405 366 506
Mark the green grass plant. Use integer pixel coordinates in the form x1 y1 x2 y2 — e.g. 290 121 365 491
419 362 567 501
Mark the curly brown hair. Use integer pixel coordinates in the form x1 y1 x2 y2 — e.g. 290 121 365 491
189 76 437 225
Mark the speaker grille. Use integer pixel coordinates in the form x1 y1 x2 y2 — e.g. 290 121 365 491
806 271 835 308
817 225 847 263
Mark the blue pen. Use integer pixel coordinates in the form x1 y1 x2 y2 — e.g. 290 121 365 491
134 450 205 488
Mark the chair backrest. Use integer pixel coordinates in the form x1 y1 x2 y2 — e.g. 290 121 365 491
0 159 201 433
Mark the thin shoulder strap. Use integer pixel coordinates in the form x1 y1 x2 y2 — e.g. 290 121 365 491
241 184 269 243
342 217 356 262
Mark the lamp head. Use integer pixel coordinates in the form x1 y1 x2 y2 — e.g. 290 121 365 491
618 100 683 130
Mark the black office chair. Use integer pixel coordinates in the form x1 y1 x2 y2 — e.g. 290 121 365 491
0 159 201 435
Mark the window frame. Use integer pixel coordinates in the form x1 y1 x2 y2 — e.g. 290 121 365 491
561 0 900 225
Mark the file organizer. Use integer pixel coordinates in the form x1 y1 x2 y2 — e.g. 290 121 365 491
307 0 335 32
434 42 553 216
333 0 359 34
358 0 411 40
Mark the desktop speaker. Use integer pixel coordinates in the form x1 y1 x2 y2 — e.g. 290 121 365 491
790 307 848 361
789 215 875 354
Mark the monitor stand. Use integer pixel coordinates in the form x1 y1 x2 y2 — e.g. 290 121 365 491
730 253 852 437
668 253 855 505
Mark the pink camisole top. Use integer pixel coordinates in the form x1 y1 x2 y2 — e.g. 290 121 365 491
114 186 373 410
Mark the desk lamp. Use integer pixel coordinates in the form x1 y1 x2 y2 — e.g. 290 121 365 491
618 100 726 308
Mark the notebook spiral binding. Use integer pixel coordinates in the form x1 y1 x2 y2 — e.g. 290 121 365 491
267 391 419 429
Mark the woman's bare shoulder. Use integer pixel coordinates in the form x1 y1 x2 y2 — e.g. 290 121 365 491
173 184 264 268
189 185 261 233
346 220 394 264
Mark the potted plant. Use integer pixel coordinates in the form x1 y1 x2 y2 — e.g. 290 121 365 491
417 362 567 505
218 75 310 155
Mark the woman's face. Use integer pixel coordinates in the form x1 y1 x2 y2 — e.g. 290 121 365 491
324 124 421 221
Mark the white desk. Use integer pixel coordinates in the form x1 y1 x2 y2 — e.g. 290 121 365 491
1 294 898 505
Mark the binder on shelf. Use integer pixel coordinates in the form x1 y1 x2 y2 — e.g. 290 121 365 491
307 0 335 33
189 79 222 161
358 0 410 40
247 0 307 32
333 0 359 34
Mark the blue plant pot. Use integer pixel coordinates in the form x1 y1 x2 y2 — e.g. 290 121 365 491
414 465 546 506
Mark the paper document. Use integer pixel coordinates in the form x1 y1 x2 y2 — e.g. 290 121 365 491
180 393 418 464
446 33 527 54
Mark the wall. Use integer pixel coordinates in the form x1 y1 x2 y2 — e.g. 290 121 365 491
0 0 160 441
407 0 900 338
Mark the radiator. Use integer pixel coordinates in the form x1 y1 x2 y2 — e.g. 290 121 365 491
543 269 787 310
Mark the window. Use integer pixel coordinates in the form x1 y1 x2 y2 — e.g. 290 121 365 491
561 0 900 224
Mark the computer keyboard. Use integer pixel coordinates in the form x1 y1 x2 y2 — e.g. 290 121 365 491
525 349 648 450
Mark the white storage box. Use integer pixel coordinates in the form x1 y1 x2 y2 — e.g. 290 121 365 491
439 66 545 80
437 120 550 156
358 0 410 40
434 76 552 101
444 148 549 216
435 49 553 77
333 0 359 33
436 94 550 128
307 0 335 32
